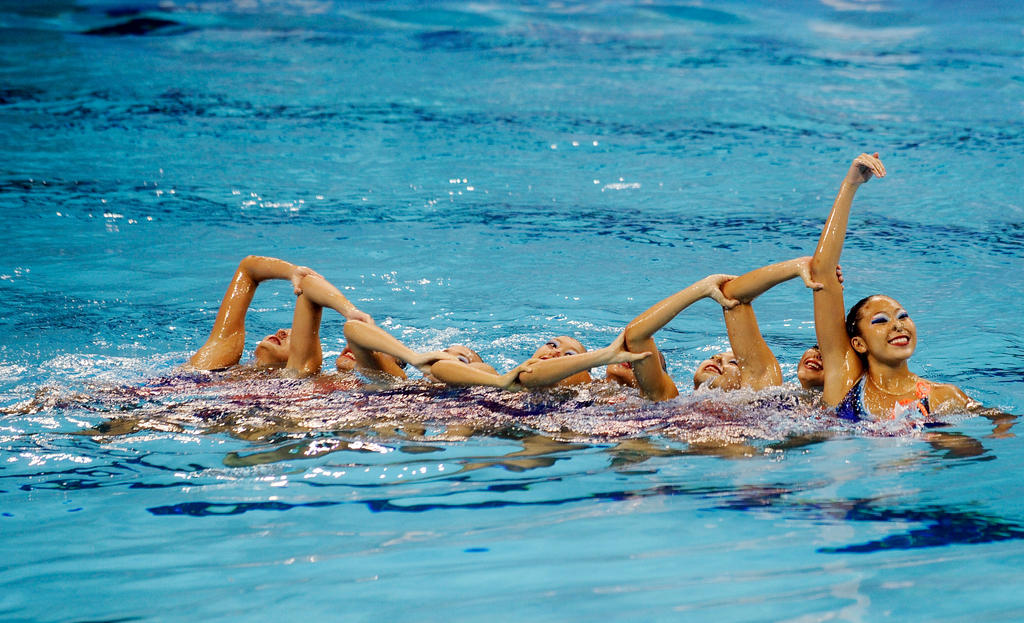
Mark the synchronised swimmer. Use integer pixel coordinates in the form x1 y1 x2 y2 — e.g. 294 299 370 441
185 152 976 421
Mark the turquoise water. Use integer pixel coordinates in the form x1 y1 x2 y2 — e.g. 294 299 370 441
2 1 1023 620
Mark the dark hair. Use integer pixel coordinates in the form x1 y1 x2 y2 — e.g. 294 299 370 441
845 295 880 339
845 294 881 365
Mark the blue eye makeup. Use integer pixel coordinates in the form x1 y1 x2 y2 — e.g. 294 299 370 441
870 314 889 325
897 310 909 320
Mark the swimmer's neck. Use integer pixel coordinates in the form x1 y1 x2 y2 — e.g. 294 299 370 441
864 359 917 395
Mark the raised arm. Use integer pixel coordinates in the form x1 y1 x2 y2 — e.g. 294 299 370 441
278 273 378 377
188 255 303 370
718 257 819 389
810 153 886 405
294 273 372 323
721 257 820 303
623 274 737 401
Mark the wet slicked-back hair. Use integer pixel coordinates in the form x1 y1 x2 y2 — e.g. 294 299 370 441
845 295 881 339
845 294 882 365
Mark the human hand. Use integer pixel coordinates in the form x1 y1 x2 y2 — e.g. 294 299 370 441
605 331 653 364
836 264 844 288
290 266 321 295
704 274 740 309
844 152 886 186
797 257 824 291
411 350 459 375
499 360 535 388
608 349 651 365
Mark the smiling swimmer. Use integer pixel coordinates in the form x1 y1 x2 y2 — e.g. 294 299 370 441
808 153 974 419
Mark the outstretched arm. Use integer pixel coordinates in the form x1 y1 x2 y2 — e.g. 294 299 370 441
188 256 305 370
517 332 650 388
295 273 372 323
623 274 737 401
429 359 528 389
342 319 455 378
721 257 821 303
719 257 820 389
429 333 648 390
810 153 886 405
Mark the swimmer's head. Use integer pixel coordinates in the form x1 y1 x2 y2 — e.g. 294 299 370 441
532 336 586 360
335 344 407 375
255 328 291 368
336 346 357 372
444 345 484 365
693 351 742 390
533 336 591 386
605 361 638 387
606 351 667 388
797 345 824 389
846 295 916 366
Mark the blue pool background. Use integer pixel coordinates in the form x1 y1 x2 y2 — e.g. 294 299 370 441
1 1 1022 620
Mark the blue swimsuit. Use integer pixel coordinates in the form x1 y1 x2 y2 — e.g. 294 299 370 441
836 377 931 422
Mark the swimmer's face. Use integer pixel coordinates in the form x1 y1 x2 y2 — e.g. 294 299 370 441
533 336 591 386
336 345 357 372
255 328 291 367
606 351 665 388
606 362 638 388
851 296 917 365
444 345 484 365
335 343 406 373
797 346 824 389
693 351 741 390
532 336 586 360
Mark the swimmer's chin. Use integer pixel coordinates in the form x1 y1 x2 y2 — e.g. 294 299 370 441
694 379 717 392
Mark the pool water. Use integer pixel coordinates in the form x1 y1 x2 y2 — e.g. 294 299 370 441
2 0 1022 620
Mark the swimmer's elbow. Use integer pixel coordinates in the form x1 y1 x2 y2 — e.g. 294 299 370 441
238 255 262 273
623 322 649 352
808 255 833 280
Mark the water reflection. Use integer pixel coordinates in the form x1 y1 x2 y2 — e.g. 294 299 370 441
3 371 1018 560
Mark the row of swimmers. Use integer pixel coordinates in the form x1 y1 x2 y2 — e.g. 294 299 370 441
186 153 978 422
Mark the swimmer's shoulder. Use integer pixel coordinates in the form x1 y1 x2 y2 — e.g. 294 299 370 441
925 380 976 414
